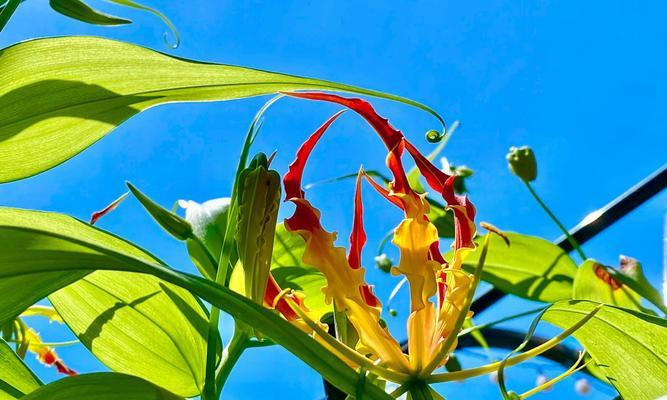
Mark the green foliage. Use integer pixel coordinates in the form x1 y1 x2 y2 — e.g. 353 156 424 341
544 301 667 400
20 373 184 400
460 232 577 302
573 260 644 312
127 183 193 241
0 36 442 184
49 272 209 397
49 0 131 25
0 208 391 400
0 339 41 399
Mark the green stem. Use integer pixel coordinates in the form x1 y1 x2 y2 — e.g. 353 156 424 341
215 328 250 397
202 95 283 400
407 381 435 400
0 0 20 32
525 182 587 261
457 307 545 338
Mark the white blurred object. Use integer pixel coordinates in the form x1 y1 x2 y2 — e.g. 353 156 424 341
535 374 552 391
574 378 591 396
489 371 499 384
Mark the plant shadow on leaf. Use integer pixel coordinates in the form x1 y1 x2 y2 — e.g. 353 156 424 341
0 80 156 141
159 283 209 340
79 291 159 344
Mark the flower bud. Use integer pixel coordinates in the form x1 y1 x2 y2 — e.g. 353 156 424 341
535 373 552 391
506 146 537 183
236 152 282 304
374 253 393 273
575 378 591 396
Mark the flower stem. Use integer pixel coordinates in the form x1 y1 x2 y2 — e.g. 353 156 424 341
427 305 601 383
525 182 587 261
215 328 250 397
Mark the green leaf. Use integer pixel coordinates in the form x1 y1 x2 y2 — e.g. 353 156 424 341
0 208 391 400
544 301 667 400
0 36 443 184
49 272 209 397
0 338 41 400
20 373 183 400
49 0 131 26
272 223 332 320
179 197 232 280
612 256 667 315
573 260 644 312
0 0 20 32
127 182 193 241
459 232 577 302
427 199 455 238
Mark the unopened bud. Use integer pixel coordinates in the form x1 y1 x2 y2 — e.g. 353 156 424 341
374 254 393 273
535 374 552 391
575 378 591 396
388 309 398 317
506 146 537 183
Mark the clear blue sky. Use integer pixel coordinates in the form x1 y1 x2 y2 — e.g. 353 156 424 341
2 1 666 399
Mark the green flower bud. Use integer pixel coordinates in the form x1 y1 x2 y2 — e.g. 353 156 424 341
506 146 537 183
388 309 398 317
236 152 282 304
374 253 393 273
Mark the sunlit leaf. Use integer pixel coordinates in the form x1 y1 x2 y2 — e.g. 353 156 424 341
573 260 644 312
0 36 442 183
20 373 183 400
0 338 41 400
50 272 209 397
544 301 667 400
271 223 331 320
49 0 131 26
0 208 391 400
459 232 577 302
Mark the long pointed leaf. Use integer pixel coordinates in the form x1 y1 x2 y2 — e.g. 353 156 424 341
0 208 392 400
0 36 443 183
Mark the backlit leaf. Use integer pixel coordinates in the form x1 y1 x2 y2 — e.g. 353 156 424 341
544 301 667 400
0 338 41 400
49 0 131 26
459 232 577 302
49 272 209 397
0 207 391 400
20 373 183 400
0 36 442 183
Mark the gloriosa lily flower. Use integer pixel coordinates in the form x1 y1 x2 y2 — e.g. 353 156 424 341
24 328 76 376
260 92 477 380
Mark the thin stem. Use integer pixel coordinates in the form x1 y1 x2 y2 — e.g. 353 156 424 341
202 95 283 400
6 339 79 347
525 182 587 261
427 305 601 383
407 382 435 400
215 328 250 397
458 307 545 338
519 352 589 399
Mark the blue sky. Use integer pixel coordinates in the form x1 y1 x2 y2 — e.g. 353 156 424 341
2 1 666 399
